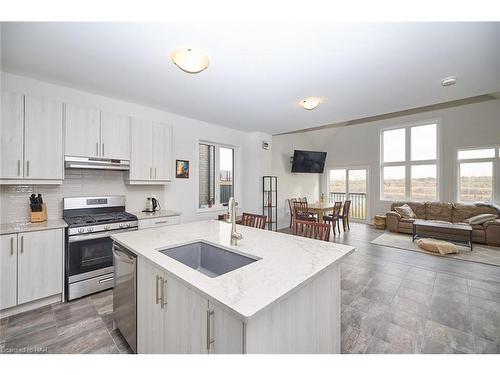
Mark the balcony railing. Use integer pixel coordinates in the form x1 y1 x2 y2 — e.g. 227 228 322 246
220 185 232 205
329 192 367 220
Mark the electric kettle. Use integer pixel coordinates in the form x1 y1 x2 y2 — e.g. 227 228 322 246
144 197 161 212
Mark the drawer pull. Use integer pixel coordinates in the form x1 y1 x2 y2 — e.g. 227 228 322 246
155 220 168 225
99 276 114 284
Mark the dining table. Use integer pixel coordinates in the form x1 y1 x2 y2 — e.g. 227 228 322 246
307 202 337 222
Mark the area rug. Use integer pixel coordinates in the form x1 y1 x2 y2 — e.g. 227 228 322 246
371 232 500 267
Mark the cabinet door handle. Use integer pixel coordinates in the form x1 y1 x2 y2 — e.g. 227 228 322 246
154 167 157 179
20 236 24 253
102 143 105 156
96 142 99 156
149 167 152 179
11 237 14 255
161 278 168 308
206 309 215 351
17 160 21 176
26 161 29 176
155 275 162 305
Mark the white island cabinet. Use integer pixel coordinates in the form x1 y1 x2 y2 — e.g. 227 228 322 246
112 220 353 354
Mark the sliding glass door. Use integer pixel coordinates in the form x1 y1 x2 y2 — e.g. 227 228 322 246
327 168 368 221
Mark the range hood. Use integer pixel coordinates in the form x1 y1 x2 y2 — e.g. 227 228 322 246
64 156 130 170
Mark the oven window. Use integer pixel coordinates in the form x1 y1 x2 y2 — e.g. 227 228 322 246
68 236 113 276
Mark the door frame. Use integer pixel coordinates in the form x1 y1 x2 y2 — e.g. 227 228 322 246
323 165 371 223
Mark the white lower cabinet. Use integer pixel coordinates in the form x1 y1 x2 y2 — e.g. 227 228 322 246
0 229 63 311
0 234 18 309
138 215 180 230
137 257 244 354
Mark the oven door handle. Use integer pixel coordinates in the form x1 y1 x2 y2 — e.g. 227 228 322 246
68 228 137 243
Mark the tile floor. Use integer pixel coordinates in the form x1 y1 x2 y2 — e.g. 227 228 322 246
1 223 499 354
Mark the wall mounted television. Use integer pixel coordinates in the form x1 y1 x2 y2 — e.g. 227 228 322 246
291 150 327 173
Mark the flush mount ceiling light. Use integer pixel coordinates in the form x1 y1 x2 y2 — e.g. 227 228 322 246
441 76 457 87
170 48 209 74
299 97 321 110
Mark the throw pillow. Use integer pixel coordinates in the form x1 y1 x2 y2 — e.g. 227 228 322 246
464 213 498 225
394 204 417 219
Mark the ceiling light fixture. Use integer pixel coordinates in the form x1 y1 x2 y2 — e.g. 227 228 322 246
441 76 457 87
171 48 209 74
299 97 321 110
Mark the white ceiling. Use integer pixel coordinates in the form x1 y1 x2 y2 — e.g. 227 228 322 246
1 22 499 134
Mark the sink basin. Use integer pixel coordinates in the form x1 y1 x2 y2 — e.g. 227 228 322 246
159 241 258 278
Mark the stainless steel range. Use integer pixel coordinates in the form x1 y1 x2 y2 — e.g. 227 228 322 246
63 196 138 300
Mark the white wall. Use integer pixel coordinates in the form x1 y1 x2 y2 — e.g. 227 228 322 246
271 132 321 228
272 99 500 229
0 72 272 223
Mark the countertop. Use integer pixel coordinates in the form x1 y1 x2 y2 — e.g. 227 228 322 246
112 220 354 321
132 209 182 220
0 219 68 235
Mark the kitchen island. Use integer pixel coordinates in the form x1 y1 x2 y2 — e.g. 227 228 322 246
111 220 353 354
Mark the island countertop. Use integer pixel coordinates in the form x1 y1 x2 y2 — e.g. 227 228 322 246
111 220 354 321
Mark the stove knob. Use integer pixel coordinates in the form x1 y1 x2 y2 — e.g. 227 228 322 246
119 223 124 229
126 223 131 228
104 225 109 231
78 228 84 234
87 227 92 232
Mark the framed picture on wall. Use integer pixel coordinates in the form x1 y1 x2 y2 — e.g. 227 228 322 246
176 160 190 178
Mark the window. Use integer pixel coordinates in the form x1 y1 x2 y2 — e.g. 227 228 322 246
457 147 499 203
381 123 438 201
199 143 234 209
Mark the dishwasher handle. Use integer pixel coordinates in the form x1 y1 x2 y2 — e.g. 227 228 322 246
113 244 136 264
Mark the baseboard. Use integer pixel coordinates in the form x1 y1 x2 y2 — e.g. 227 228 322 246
0 294 62 319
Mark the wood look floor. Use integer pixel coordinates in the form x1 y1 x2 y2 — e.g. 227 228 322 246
1 223 499 354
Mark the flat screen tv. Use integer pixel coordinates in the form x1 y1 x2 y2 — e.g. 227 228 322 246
291 150 327 173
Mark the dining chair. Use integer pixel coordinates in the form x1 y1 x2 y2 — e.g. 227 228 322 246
293 201 317 222
322 201 342 235
339 200 351 231
287 198 298 227
241 212 267 229
292 220 331 242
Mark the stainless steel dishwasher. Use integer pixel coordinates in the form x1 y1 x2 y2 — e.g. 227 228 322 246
113 242 137 353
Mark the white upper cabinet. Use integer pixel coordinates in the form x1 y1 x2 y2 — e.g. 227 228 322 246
24 96 64 180
152 122 172 181
64 106 130 160
130 117 153 181
129 117 172 184
1 92 63 183
100 111 130 160
65 103 100 157
1 92 24 179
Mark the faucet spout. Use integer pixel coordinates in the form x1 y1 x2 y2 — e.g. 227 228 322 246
228 197 243 246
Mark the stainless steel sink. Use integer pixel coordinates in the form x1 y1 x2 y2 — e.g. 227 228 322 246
159 241 258 277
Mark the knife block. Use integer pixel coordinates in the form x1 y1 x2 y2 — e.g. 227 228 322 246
31 203 47 223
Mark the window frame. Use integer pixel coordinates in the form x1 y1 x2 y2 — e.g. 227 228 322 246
379 120 440 202
197 140 236 212
455 145 500 203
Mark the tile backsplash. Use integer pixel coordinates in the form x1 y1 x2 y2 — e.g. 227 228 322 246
0 169 165 223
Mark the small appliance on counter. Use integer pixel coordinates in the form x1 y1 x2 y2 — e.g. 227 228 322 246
143 197 161 212
29 193 47 222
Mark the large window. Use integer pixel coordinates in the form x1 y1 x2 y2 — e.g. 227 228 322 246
457 147 499 202
381 123 438 201
199 143 234 209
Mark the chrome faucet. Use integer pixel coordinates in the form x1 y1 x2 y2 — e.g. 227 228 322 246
228 197 243 246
